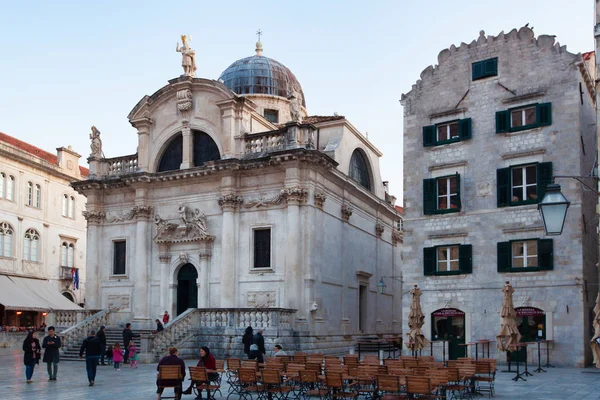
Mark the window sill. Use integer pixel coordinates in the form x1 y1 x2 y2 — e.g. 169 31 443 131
499 127 542 136
509 199 539 207
25 205 41 210
427 138 467 148
109 274 129 280
250 268 275 274
0 198 15 202
23 260 41 264
0 256 16 260
500 267 547 273
427 271 469 276
472 74 498 82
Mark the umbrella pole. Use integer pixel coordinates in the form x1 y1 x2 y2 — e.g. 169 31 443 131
501 350 514 373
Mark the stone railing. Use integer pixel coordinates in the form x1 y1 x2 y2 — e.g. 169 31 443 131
151 308 297 357
106 154 138 176
58 309 109 349
245 131 285 154
51 309 95 330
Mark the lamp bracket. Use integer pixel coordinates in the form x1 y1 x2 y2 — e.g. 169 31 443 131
553 175 599 194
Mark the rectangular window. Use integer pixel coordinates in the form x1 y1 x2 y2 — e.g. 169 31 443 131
497 162 552 207
253 228 271 269
264 109 279 124
424 244 472 276
113 240 127 275
27 182 33 206
62 195 68 217
35 185 41 208
423 173 461 215
498 239 553 272
472 57 498 81
496 103 552 133
437 246 459 272
68 196 75 218
423 118 471 147
7 176 14 201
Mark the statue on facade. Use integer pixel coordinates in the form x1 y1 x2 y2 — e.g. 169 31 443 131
153 214 177 240
178 203 191 225
176 35 197 77
289 86 302 123
89 126 103 158
192 209 209 236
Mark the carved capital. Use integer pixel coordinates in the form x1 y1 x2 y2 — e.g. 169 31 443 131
313 191 326 209
133 205 154 220
82 210 105 224
159 254 171 263
375 222 384 238
218 193 244 211
199 250 212 260
341 204 352 222
176 88 193 114
283 186 308 205
392 229 404 246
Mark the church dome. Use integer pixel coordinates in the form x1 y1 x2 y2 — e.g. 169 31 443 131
218 44 306 107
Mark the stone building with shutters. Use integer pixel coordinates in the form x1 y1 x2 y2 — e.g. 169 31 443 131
72 39 402 353
400 26 598 366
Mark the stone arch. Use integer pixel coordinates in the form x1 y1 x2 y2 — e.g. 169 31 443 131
349 147 373 192
153 126 223 173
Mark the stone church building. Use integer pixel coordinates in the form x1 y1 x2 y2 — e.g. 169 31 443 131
73 39 402 350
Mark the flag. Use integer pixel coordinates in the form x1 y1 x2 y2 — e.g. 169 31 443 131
72 268 79 290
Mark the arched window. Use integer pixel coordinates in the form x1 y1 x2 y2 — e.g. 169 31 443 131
349 149 372 191
23 229 39 262
193 131 220 167
7 175 14 201
62 194 69 217
0 222 13 257
157 134 183 172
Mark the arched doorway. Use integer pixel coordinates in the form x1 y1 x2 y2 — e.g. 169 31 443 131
431 308 466 360
512 307 546 360
176 263 198 315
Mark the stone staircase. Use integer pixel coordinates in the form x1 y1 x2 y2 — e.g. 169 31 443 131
61 327 154 361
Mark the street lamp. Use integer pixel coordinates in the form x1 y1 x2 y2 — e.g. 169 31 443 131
538 183 570 236
377 276 403 294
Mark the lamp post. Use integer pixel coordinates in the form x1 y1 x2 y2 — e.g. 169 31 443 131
538 183 570 236
377 276 403 294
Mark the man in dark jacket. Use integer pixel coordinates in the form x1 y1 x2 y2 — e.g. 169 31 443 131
252 329 266 355
97 326 107 365
42 326 61 381
122 323 134 363
79 330 103 386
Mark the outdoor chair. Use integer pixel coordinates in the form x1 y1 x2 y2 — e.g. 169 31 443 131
293 355 308 364
157 365 184 400
362 355 380 365
236 368 267 400
298 369 329 400
472 361 495 397
305 361 323 374
445 367 473 400
189 366 221 400
262 368 293 400
344 356 360 367
427 369 449 400
376 374 405 400
325 372 358 400
419 356 434 362
405 376 434 400
242 360 259 370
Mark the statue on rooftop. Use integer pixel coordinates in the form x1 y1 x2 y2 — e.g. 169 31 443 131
176 35 197 77
89 126 102 158
289 86 302 123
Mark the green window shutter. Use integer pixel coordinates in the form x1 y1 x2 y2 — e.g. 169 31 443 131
536 162 553 201
458 118 472 140
423 125 436 147
423 179 437 215
496 168 510 207
455 172 462 210
472 61 484 80
484 58 498 77
424 247 436 276
459 244 472 274
497 241 512 272
496 111 510 133
538 239 554 270
537 103 552 126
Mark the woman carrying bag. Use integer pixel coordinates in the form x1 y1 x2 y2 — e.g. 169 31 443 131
23 331 41 383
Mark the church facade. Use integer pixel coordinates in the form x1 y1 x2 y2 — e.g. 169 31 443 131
73 39 403 342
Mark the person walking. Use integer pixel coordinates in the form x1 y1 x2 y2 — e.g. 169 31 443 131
97 326 107 365
156 319 164 332
163 311 170 325
122 323 134 364
252 329 266 356
156 347 186 400
112 342 124 371
128 342 139 368
22 331 41 383
79 330 103 386
42 326 61 381
242 326 253 356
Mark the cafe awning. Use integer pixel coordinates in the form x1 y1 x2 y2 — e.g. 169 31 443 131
0 275 81 311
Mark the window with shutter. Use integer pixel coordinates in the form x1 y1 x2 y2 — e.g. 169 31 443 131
423 118 472 147
537 239 554 270
496 111 509 134
497 239 553 272
536 162 553 201
424 174 462 215
423 125 436 147
424 244 472 276
497 103 552 133
497 168 510 207
497 242 512 272
472 57 498 80
459 244 472 274
423 247 436 276
458 118 472 140
423 179 437 215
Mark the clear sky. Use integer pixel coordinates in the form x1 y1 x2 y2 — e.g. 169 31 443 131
0 0 593 204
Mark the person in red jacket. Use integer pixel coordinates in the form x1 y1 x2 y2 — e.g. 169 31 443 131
182 346 219 399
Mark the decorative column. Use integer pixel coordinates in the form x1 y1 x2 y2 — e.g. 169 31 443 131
180 124 193 169
177 87 194 169
284 186 308 315
218 192 243 307
130 117 153 172
198 250 212 308
82 210 105 309
132 204 153 327
158 251 171 315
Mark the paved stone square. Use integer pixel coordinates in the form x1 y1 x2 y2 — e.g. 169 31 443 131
2 349 600 399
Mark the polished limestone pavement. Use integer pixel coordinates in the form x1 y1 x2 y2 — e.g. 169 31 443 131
2 349 600 399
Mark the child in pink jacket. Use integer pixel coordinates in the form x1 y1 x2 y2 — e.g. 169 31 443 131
112 342 124 371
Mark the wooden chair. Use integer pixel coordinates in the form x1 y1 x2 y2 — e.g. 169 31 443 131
419 356 435 362
376 374 404 399
403 359 419 369
325 356 341 365
262 368 292 400
427 369 449 400
444 367 471 400
325 372 358 400
362 355 380 365
293 355 308 364
405 376 434 400
473 361 495 397
298 369 328 400
344 355 360 367
308 353 324 362
355 366 379 399
242 359 259 370
189 366 221 400
236 368 266 400
157 365 184 400
305 361 323 374
383 359 403 367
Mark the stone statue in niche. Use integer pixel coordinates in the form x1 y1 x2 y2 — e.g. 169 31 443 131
89 126 102 158
176 35 197 77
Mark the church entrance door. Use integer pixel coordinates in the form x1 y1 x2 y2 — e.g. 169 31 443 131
176 263 198 315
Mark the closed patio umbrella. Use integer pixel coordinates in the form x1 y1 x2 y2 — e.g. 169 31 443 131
406 284 428 353
496 281 521 352
591 293 600 368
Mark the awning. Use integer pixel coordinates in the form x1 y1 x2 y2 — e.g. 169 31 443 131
0 275 82 311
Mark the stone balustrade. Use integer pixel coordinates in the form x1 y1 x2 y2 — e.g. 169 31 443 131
58 309 109 349
245 132 285 154
106 154 138 176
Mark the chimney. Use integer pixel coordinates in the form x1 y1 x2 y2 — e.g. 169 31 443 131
56 145 82 178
